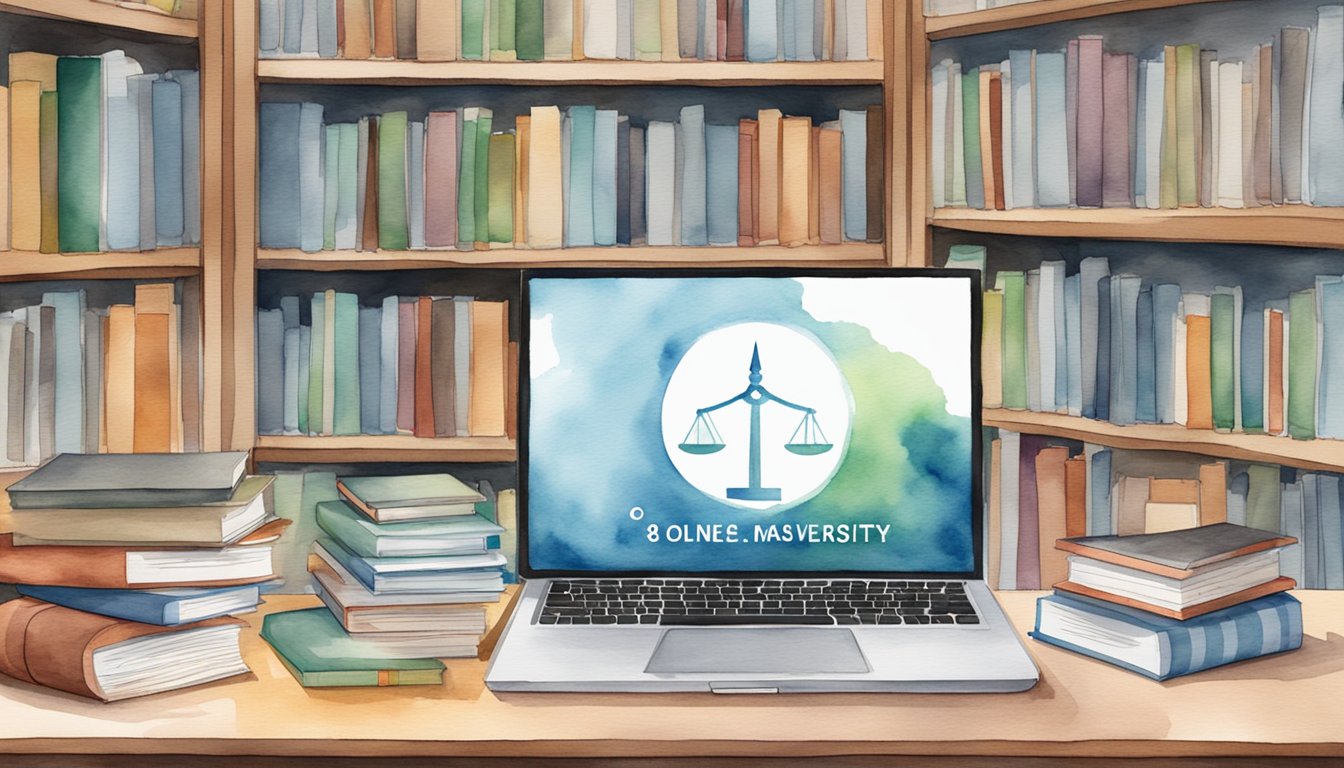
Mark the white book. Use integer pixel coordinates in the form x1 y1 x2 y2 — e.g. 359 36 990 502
584 0 620 59
102 51 144 252
408 121 426 249
1301 26 1314 204
949 62 966 207
1038 260 1063 413
0 319 11 465
617 0 634 59
1143 58 1164 210
1216 61 1244 208
703 0 717 61
1065 551 1281 611
931 60 950 208
998 430 1020 590
1010 50 1036 208
1000 59 1014 209
645 122 676 246
1208 57 1219 206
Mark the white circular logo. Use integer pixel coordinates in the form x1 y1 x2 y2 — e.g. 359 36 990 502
661 322 852 512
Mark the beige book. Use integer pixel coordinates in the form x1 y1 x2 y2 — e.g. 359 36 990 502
1197 462 1228 525
344 0 374 58
417 0 456 60
1036 446 1071 589
1148 477 1199 504
468 300 508 437
808 126 820 244
0 85 7 251
105 305 137 453
778 117 810 246
987 438 1002 590
515 115 530 245
8 53 58 91
981 290 1003 408
817 127 842 243
866 0 881 61
1144 502 1199 534
1113 475 1151 537
978 69 996 208
527 106 563 248
659 0 679 61
573 0 586 60
756 109 782 245
821 0 833 61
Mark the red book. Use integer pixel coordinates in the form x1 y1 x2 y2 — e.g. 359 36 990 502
725 0 745 61
424 112 458 247
414 296 435 437
372 0 396 58
1016 435 1047 590
987 73 1006 211
1064 455 1088 538
716 0 728 61
1267 309 1285 435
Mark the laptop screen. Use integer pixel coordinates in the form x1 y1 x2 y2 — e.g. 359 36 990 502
521 269 980 577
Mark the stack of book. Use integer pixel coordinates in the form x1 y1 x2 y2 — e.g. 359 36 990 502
2 50 201 254
263 473 506 687
0 282 203 470
931 5 1344 210
259 101 883 252
1031 523 1303 681
0 452 283 701
255 293 510 438
258 0 878 62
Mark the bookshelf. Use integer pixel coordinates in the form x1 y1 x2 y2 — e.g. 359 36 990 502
0 0 199 38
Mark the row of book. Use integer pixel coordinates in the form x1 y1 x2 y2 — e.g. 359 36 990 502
96 0 200 18
263 473 510 687
255 293 511 438
1 51 202 254
0 452 282 701
258 102 884 252
955 244 1344 441
259 0 878 62
0 283 203 470
988 431 1344 591
1030 522 1303 681
931 8 1344 210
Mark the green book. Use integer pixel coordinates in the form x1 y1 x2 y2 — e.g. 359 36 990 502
308 292 326 434
491 0 516 58
1175 44 1199 207
1245 464 1282 533
377 110 409 250
458 110 479 245
323 124 340 250
961 67 983 210
261 609 445 688
315 500 503 558
633 0 662 60
487 132 515 244
461 0 486 60
1288 288 1316 440
1000 271 1028 410
473 109 493 245
1210 291 1236 431
337 472 486 522
515 0 544 60
1160 48 1178 210
332 292 361 435
57 56 101 253
945 244 986 277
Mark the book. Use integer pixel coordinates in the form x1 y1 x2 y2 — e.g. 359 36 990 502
16 584 262 626
6 452 248 509
9 475 275 547
1031 590 1302 681
315 537 506 594
311 584 482 657
262 608 445 687
1055 523 1297 577
0 598 248 701
316 500 503 557
336 473 487 522
309 546 497 633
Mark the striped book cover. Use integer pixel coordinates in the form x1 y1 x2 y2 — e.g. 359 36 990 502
1031 590 1301 681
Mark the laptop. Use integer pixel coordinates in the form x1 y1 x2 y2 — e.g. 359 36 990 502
486 268 1039 693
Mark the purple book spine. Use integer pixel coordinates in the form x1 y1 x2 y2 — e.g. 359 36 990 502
1076 36 1105 208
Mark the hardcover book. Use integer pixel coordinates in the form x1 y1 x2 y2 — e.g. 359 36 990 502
261 608 445 687
6 452 249 509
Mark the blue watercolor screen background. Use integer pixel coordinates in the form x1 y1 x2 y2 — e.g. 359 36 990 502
526 276 974 573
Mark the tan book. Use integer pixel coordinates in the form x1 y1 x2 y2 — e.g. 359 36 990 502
527 106 563 248
515 114 530 245
987 438 1002 590
866 0 881 61
1198 461 1228 525
573 0 586 60
0 85 8 251
737 118 757 246
417 0 456 60
978 69 996 209
105 305 137 453
344 0 374 58
822 0 833 61
808 126 820 244
136 284 182 452
10 82 43 252
1114 475 1151 537
659 0 679 61
99 314 109 453
818 126 841 244
39 90 58 254
414 296 435 437
756 108 782 245
1144 502 1199 533
778 116 810 247
372 0 397 57
8 52 58 90
468 300 508 437
1035 446 1071 588
1149 478 1199 504
133 311 171 453
981 290 1003 409
1266 308 1285 434
1064 455 1087 538
1185 314 1213 429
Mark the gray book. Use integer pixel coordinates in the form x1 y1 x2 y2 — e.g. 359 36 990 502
1280 27 1309 204
335 122 359 250
630 125 646 244
1279 477 1304 585
379 296 399 434
678 0 698 58
706 123 739 246
42 292 85 456
679 105 707 246
257 308 285 435
453 298 471 437
259 0 282 55
259 103 302 248
1136 286 1155 423
358 306 382 434
301 0 319 54
153 78 185 247
82 308 102 455
616 116 631 243
284 326 301 434
298 325 312 434
283 0 304 54
182 277 202 452
1064 273 1082 417
396 0 417 59
8 320 27 463
1035 51 1069 207
280 296 301 329
1024 269 1040 412
431 299 456 437
323 124 341 249
1153 284 1181 424
1322 474 1343 589
616 0 632 60
1079 258 1110 419
1057 522 1295 573
7 452 250 509
130 74 158 251
299 103 326 253
37 306 55 463
408 121 426 249
1109 274 1140 426
318 0 339 57
173 71 202 246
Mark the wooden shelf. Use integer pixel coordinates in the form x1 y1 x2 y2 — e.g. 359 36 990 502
930 207 1344 249
983 408 1344 473
257 59 886 86
0 0 197 37
925 0 1230 40
256 243 889 271
0 248 201 282
253 434 517 464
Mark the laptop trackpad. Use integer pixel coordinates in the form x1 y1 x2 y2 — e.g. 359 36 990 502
645 628 870 674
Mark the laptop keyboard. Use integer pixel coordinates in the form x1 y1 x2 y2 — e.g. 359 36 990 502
537 579 981 626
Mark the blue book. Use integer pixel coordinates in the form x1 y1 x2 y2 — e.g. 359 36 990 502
1279 477 1305 586
593 109 619 246
323 124 341 250
793 0 815 61
1079 257 1110 419
283 326 300 433
256 308 285 435
839 109 867 242
705 124 738 245
283 0 304 54
1241 303 1265 432
379 296 399 434
281 295 300 329
1136 286 1155 423
301 0 319 53
298 102 326 253
1317 279 1344 438
129 74 158 251
18 585 262 627
679 105 707 246
358 306 381 434
41 291 85 455
1309 6 1344 205
1088 448 1112 536
1321 474 1343 589
1032 591 1302 681
259 103 302 248
1110 275 1140 426
408 120 425 249
259 0 282 55
1009 49 1036 207
1064 273 1082 416
1095 275 1112 422
745 0 778 62
566 106 596 247
315 537 506 595
104 53 142 251
152 77 185 247
317 0 338 57
1302 473 1322 588
173 70 202 246
1034 51 1069 207
1153 284 1182 424
780 0 796 60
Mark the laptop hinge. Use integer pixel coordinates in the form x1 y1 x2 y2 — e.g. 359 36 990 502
709 684 779 694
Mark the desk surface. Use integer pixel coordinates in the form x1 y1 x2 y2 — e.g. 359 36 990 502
1 589 1341 759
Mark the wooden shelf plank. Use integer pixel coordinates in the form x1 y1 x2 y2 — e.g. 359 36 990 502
256 243 889 270
931 207 1344 249
0 248 201 282
253 435 517 464
0 0 198 37
983 408 1344 473
925 0 1229 40
257 59 886 86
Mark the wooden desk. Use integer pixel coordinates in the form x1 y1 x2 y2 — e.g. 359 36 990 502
0 590 1341 761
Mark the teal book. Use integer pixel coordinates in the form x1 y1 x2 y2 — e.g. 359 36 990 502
458 110 479 246
335 122 359 249
944 244 985 275
705 124 738 245
152 77 185 247
461 0 486 60
262 609 445 688
323 124 340 250
1318 278 1344 438
593 109 619 246
961 67 983 210
259 102 301 248
1000 271 1027 410
1241 304 1264 432
297 102 324 252
474 109 493 244
315 500 503 558
308 292 326 434
377 111 409 250
1210 291 1237 431
42 291 85 455
56 57 102 253
332 292 360 435
337 472 486 522
256 307 284 435
567 106 596 246
1288 288 1316 440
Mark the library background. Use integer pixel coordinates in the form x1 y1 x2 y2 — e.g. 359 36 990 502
0 0 1341 763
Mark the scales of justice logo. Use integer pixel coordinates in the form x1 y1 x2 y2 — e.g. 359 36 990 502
660 322 853 512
